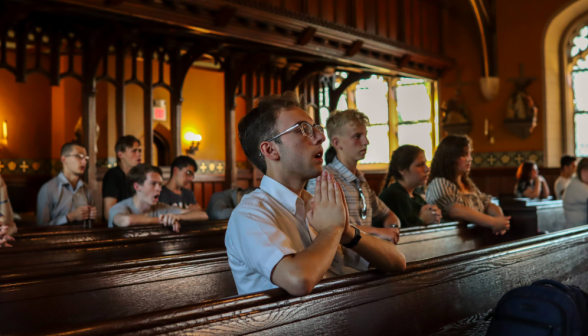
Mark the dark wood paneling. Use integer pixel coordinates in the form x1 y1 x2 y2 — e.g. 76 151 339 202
377 0 388 38
307 0 319 17
193 182 204 207
403 0 412 44
364 0 377 34
320 0 335 22
412 0 421 48
388 0 398 40
203 182 214 208
421 0 429 51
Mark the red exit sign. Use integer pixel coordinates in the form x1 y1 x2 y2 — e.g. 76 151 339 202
153 107 166 121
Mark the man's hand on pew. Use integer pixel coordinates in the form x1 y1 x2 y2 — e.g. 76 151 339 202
0 218 14 248
158 214 181 233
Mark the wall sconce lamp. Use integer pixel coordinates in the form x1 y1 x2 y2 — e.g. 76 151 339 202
484 118 495 144
184 131 202 155
1 120 7 146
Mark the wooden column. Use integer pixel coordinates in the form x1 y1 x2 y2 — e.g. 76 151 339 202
115 42 125 139
170 49 182 159
82 40 98 189
224 61 238 190
143 47 154 165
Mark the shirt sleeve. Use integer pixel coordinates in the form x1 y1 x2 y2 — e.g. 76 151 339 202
225 202 297 282
473 184 492 210
306 178 317 196
369 187 391 224
152 203 183 216
426 178 463 216
108 202 131 228
37 183 68 226
102 170 121 200
206 193 234 220
187 190 197 206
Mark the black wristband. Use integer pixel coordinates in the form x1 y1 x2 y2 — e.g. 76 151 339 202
343 225 362 249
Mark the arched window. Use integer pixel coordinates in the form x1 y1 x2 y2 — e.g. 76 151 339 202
568 25 588 157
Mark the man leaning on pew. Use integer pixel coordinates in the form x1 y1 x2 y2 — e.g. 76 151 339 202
109 164 208 232
225 93 406 297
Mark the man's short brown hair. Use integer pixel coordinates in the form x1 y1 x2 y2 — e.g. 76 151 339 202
238 92 303 174
325 109 370 141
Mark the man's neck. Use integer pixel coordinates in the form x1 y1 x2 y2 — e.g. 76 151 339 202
119 161 133 175
62 170 80 188
265 168 306 197
335 153 358 176
561 171 572 179
164 178 182 194
132 194 152 213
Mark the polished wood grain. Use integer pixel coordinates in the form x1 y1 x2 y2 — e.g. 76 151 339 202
42 226 588 336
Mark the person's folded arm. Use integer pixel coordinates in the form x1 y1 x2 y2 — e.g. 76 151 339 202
486 203 504 217
271 227 344 296
342 224 406 273
448 203 496 228
111 213 159 227
178 208 209 221
103 197 118 220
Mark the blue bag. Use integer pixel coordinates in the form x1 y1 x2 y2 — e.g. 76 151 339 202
486 280 588 336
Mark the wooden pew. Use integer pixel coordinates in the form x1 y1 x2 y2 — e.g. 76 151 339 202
13 221 228 246
0 223 562 335
499 198 564 233
42 225 588 336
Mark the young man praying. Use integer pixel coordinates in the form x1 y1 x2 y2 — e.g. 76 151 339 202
225 94 406 296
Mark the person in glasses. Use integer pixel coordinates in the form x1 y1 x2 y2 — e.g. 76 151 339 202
109 164 208 231
102 135 142 220
225 93 406 296
426 135 510 234
159 156 201 210
37 142 96 225
306 110 402 244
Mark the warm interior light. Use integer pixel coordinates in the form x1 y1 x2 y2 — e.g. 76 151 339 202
1 120 7 146
184 131 202 142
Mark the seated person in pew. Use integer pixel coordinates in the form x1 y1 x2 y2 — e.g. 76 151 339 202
36 142 97 225
102 135 142 220
514 161 550 199
379 145 442 228
109 164 208 232
0 173 16 247
226 93 406 296
563 158 588 228
555 155 577 200
160 156 200 210
426 135 510 235
206 187 257 220
306 110 402 244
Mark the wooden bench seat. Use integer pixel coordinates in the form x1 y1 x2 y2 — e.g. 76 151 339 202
41 225 588 336
0 223 573 335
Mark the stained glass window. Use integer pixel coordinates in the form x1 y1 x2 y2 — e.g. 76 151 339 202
571 26 588 156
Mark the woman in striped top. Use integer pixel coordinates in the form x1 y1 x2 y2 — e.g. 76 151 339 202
425 135 510 235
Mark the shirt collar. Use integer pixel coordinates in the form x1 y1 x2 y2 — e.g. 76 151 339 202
259 175 311 216
57 172 84 191
330 157 365 183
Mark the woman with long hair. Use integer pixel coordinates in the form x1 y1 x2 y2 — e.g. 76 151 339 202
379 145 442 227
563 158 588 227
514 161 550 198
426 135 510 234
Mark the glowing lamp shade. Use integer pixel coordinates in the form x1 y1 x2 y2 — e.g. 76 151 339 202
184 131 202 142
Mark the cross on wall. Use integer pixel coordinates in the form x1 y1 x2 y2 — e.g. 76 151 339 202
19 161 29 172
0 162 4 172
514 153 525 165
486 156 497 166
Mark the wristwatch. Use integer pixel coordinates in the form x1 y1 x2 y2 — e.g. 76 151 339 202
343 225 362 249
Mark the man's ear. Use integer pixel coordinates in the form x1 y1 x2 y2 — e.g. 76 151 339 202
117 151 123 160
260 142 280 161
133 182 140 193
331 136 341 149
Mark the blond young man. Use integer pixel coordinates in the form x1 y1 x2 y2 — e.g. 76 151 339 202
307 110 402 244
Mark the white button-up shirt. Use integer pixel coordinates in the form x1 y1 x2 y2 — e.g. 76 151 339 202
225 175 369 295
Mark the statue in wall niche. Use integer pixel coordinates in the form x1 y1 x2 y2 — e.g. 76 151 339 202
504 64 538 140
441 70 473 135
73 117 100 153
